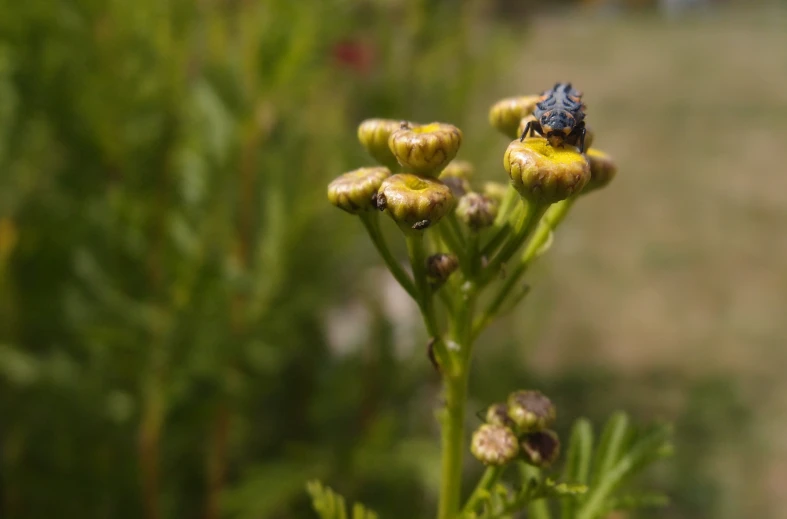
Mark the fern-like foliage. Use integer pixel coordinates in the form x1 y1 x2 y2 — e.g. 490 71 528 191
561 412 673 519
306 481 379 519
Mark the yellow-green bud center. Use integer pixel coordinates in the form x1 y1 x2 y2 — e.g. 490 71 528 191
504 139 590 204
376 173 455 231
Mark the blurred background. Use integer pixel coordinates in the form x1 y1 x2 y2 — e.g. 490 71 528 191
1 0 786 518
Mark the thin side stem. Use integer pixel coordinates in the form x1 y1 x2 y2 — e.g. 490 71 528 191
482 199 523 258
405 232 452 371
474 197 577 336
481 201 547 286
360 212 417 299
461 465 505 516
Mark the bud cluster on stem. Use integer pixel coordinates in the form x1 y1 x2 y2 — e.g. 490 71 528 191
327 91 622 519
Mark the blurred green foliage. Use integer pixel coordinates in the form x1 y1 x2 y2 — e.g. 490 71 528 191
0 0 520 517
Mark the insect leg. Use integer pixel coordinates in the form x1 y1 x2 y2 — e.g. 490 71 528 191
519 121 532 142
578 127 587 153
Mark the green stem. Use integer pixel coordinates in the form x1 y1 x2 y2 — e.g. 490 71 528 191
360 212 417 298
482 201 547 286
461 465 505 516
482 199 523 259
438 371 470 519
438 281 476 519
473 197 577 336
405 232 450 370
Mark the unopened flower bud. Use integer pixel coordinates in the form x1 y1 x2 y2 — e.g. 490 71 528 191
504 139 590 204
440 160 474 180
358 119 407 170
520 430 561 468
388 122 462 177
456 193 498 231
471 424 519 466
376 173 455 231
485 403 516 428
490 96 541 139
482 182 510 203
327 167 391 214
426 253 459 284
507 390 556 432
583 148 617 194
440 176 471 198
439 160 474 197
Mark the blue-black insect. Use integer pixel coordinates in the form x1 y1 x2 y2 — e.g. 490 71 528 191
520 82 587 152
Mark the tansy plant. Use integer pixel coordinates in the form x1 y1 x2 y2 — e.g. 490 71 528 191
316 96 672 519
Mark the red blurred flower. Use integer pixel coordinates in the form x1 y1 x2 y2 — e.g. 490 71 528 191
331 38 375 75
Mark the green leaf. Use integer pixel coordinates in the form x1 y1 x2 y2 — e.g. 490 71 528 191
560 418 594 519
306 481 379 519
577 423 672 519
588 412 629 487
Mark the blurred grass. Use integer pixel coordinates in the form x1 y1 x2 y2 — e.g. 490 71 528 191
473 6 787 519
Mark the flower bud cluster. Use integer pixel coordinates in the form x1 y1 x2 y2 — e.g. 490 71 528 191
488 93 617 202
330 120 470 231
471 389 561 468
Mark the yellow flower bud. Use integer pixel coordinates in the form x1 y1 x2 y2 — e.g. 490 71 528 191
456 193 498 231
327 166 391 214
440 159 474 180
439 160 474 197
358 119 406 170
490 96 541 139
583 148 617 194
507 390 556 432
388 123 462 177
376 173 455 231
520 430 561 468
471 424 519 466
482 182 510 203
504 139 590 204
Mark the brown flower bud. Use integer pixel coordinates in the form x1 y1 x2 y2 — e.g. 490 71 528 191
440 176 471 198
358 119 407 170
504 139 590 204
471 424 519 466
456 193 498 231
426 253 459 284
376 173 455 231
327 167 391 214
583 148 617 194
507 390 556 432
485 403 516 428
520 430 561 468
439 160 474 197
388 122 462 177
490 96 541 139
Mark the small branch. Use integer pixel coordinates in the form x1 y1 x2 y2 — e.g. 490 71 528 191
360 212 417 298
461 465 506 517
481 201 548 286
